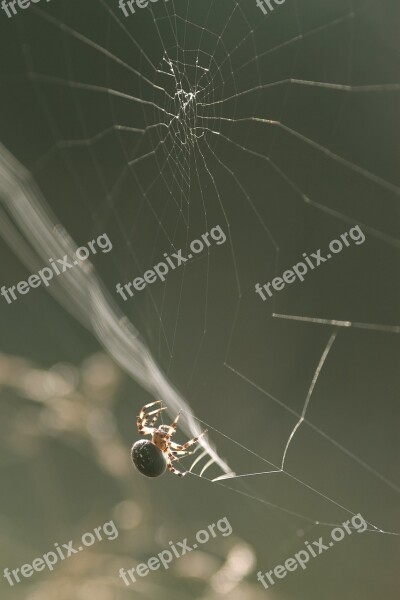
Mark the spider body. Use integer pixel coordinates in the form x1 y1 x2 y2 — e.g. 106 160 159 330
131 439 166 477
131 401 207 477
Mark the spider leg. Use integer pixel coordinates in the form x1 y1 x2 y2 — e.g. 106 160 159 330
146 406 167 417
137 401 165 434
166 452 186 477
139 400 162 419
170 430 207 451
148 407 167 428
170 449 195 457
169 441 184 449
137 421 154 436
169 410 181 431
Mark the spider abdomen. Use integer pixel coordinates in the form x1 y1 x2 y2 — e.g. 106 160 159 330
131 439 166 477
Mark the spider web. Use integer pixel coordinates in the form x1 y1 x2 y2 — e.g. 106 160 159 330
0 0 399 553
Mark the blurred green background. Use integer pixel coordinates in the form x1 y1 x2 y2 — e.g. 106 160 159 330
0 0 399 599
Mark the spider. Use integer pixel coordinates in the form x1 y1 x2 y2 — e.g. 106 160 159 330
131 401 207 478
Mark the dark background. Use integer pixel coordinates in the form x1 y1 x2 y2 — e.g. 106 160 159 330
0 1 399 599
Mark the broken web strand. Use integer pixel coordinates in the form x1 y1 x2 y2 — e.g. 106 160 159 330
216 331 339 483
273 313 400 334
